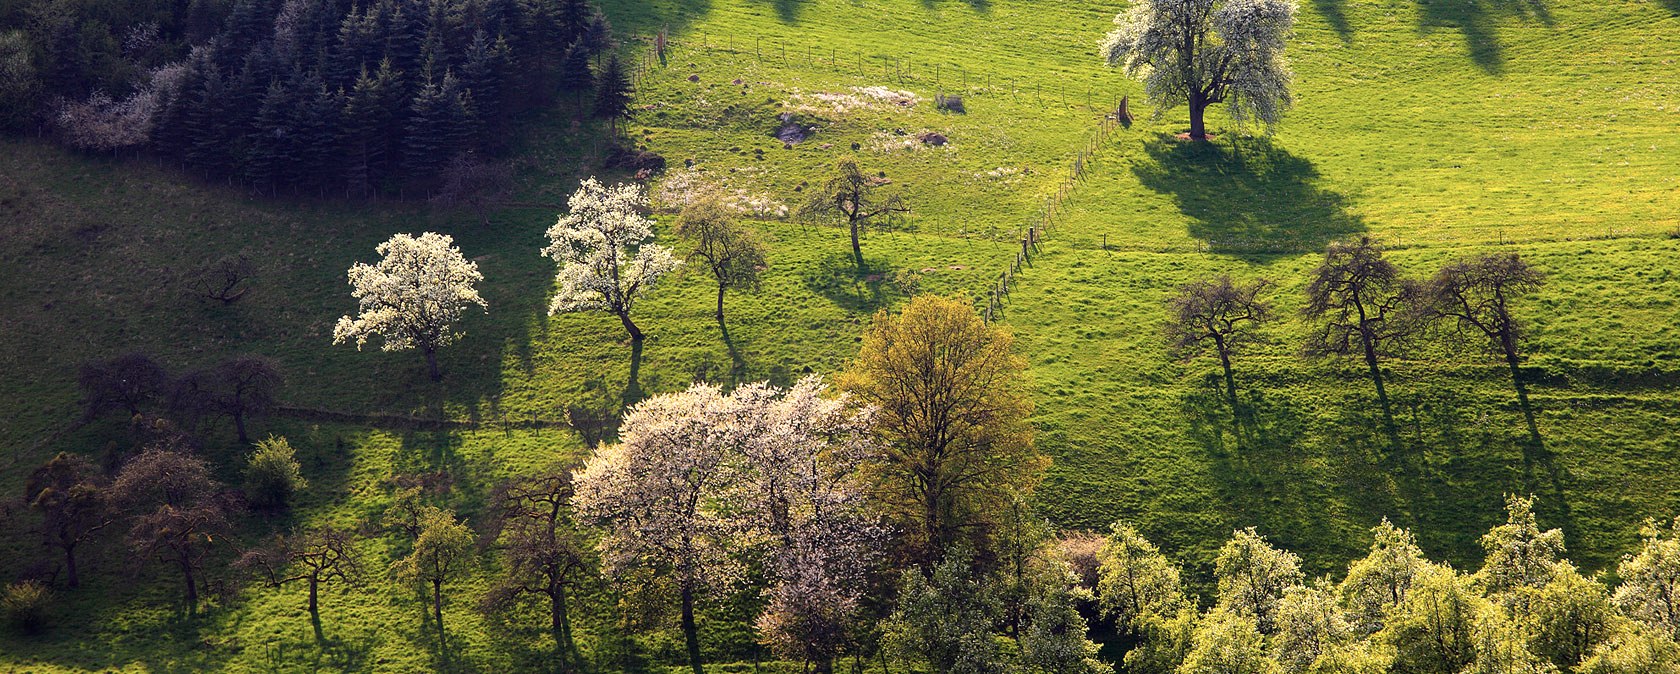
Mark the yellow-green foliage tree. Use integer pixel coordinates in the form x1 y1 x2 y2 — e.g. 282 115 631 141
839 295 1046 566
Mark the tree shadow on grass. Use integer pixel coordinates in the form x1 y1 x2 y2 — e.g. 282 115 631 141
800 250 898 313
1311 0 1353 42
1182 375 1359 574
750 0 806 23
1415 0 1554 75
1132 135 1364 256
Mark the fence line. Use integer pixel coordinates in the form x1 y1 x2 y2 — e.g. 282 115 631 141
981 115 1122 324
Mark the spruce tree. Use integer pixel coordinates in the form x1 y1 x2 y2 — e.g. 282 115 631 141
592 54 631 134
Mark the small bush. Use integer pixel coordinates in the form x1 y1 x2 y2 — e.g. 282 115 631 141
935 93 965 114
3 580 51 635
608 146 667 173
244 435 306 511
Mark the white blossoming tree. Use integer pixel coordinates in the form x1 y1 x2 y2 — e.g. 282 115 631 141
572 383 739 674
543 178 680 343
724 377 882 673
574 377 882 674
333 232 487 381
1100 0 1297 140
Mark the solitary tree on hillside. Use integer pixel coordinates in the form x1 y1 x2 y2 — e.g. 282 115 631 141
394 506 475 637
112 446 232 613
1302 237 1415 445
175 355 283 443
1165 275 1275 419
674 197 767 326
838 295 1046 566
800 158 908 272
482 467 596 669
1100 0 1297 140
1419 253 1546 447
25 453 113 588
543 178 680 343
333 232 488 382
238 526 362 624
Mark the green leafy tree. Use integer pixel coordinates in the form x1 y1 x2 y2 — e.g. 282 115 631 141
674 196 767 325
394 507 475 634
1214 527 1303 634
1178 608 1280 674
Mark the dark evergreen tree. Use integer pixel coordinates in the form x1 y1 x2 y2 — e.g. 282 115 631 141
557 39 592 105
592 53 631 134
342 59 399 194
556 0 589 42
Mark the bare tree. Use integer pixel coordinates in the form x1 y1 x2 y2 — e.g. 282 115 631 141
237 526 362 621
25 453 113 588
186 254 255 304
1419 252 1546 447
481 467 595 670
1165 275 1275 417
800 158 908 272
78 353 168 421
432 152 512 227
111 446 231 613
674 197 767 325
211 356 282 444
1302 237 1416 445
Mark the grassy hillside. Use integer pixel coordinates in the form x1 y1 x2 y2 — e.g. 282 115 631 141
2 0 1679 670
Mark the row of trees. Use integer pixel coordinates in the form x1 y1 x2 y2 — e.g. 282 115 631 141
23 295 1084 674
1093 496 1680 674
1167 237 1547 447
334 158 912 381
2 0 634 192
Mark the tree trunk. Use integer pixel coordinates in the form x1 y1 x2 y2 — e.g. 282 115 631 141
183 561 198 613
1188 92 1209 140
64 544 80 588
308 575 319 617
715 284 727 323
425 347 441 382
681 584 705 674
619 311 644 343
850 219 865 271
234 410 250 444
923 486 942 565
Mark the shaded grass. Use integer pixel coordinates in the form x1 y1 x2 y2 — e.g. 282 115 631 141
1 0 1679 668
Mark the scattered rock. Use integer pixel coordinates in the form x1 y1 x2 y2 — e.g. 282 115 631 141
774 113 813 144
917 132 948 146
687 74 699 82
732 78 743 85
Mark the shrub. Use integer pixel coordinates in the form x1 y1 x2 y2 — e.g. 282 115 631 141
244 436 306 511
936 93 966 113
2 580 51 635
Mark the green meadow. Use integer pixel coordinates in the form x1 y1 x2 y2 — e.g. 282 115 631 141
2 0 1679 669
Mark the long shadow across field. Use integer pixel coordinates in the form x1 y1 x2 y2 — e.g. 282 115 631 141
1132 135 1364 256
1310 0 1353 42
1416 0 1553 74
